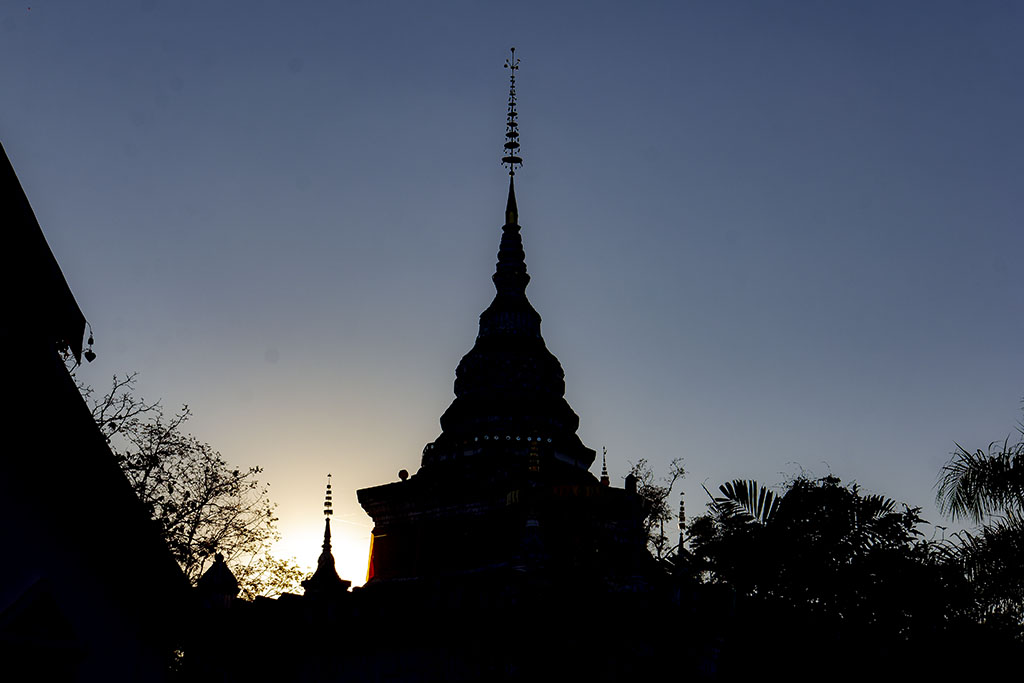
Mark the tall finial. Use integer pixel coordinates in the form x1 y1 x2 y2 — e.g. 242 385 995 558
501 47 522 177
321 473 334 553
324 473 333 519
600 447 610 486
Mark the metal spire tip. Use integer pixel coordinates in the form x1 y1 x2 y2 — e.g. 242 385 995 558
501 47 522 176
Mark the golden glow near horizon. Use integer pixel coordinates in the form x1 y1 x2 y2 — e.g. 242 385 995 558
274 515 372 589
214 427 411 593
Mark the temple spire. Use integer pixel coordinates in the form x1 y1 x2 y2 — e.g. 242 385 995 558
322 473 333 553
677 491 686 550
501 47 522 177
424 46 595 473
502 48 521 226
301 474 350 596
600 447 610 486
491 48 529 300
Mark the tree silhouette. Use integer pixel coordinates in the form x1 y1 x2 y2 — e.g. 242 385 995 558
76 371 304 595
684 475 980 674
937 416 1024 629
628 457 685 560
937 436 1024 524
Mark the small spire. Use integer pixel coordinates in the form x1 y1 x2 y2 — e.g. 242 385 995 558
302 474 350 596
677 491 686 551
600 447 610 487
322 474 333 552
501 47 522 177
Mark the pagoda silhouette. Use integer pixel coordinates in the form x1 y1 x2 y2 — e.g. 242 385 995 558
183 51 666 682
356 48 648 587
1 48 676 682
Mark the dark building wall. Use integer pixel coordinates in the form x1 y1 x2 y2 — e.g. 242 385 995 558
1 342 190 681
1 141 190 680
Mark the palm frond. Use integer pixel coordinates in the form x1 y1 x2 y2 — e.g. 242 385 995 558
860 494 896 518
714 479 780 525
936 438 1024 524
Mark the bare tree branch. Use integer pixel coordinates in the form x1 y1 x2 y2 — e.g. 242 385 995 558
74 371 303 596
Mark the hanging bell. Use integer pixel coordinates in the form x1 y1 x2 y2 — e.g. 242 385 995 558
84 326 96 362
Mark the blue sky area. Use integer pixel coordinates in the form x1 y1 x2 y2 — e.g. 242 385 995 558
4 1 1021 581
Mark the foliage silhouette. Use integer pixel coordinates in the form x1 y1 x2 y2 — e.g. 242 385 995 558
76 371 304 596
938 436 1024 524
689 476 921 596
937 413 1024 630
681 474 995 674
628 457 685 560
707 478 780 525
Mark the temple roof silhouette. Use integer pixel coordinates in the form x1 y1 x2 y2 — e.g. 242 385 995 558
0 141 86 363
424 175 595 472
1 140 190 679
421 48 594 474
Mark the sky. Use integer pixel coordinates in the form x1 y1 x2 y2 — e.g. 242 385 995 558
4 1 1022 584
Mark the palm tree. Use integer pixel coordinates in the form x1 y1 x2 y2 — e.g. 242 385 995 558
936 422 1024 627
709 475 903 548
687 474 943 671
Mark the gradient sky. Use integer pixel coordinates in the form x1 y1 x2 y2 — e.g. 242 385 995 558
4 1 1022 583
